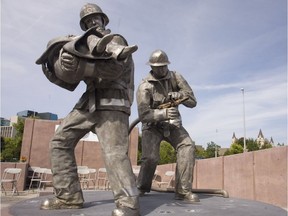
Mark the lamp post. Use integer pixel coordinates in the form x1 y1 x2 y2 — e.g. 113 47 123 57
241 88 247 152
215 129 218 158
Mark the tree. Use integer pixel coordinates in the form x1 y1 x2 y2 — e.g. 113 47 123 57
205 141 221 158
236 137 273 151
260 140 273 149
0 138 21 161
246 138 260 151
224 142 243 155
233 137 259 152
0 118 24 162
228 143 243 155
137 136 177 165
195 147 206 159
159 141 177 164
13 118 24 137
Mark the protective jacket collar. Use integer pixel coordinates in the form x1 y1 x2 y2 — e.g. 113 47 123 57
146 70 171 82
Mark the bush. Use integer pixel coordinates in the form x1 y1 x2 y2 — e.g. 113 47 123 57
0 118 24 162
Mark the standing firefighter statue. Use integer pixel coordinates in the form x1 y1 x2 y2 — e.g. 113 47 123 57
36 3 140 216
136 49 200 203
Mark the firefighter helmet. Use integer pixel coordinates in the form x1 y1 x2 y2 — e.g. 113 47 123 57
147 49 170 66
79 3 109 31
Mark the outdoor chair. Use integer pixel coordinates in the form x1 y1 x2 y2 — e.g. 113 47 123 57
152 170 160 183
96 168 109 190
156 171 175 188
78 168 90 190
38 168 53 191
26 166 40 188
87 168 97 190
28 167 46 191
132 166 140 179
0 168 22 196
77 165 88 170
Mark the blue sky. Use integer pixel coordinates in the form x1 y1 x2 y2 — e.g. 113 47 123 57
1 0 287 148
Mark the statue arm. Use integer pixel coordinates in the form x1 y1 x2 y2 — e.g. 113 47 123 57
41 63 79 91
136 83 168 123
174 72 197 108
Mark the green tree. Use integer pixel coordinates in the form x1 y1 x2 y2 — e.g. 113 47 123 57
205 141 221 158
137 137 177 165
195 147 206 159
159 141 176 165
234 137 245 149
234 137 259 152
246 138 260 151
260 140 273 149
14 118 24 137
0 118 24 162
0 138 20 161
229 143 243 155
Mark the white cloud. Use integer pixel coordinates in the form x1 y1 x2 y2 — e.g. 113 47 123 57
182 70 287 148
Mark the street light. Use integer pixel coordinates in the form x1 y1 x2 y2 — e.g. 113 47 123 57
241 88 247 152
215 129 218 158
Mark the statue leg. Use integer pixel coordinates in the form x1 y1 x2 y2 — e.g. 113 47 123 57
93 110 140 215
137 128 162 193
169 126 200 203
87 34 114 55
41 109 93 209
106 42 138 61
87 34 137 60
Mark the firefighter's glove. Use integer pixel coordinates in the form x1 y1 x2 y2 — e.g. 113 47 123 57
168 92 183 100
167 107 180 120
60 51 79 73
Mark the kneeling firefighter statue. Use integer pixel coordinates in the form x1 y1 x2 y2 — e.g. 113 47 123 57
36 3 140 216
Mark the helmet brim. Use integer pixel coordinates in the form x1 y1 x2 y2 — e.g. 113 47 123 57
146 62 170 66
80 13 109 31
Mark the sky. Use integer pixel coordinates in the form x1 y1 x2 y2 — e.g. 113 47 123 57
1 0 287 148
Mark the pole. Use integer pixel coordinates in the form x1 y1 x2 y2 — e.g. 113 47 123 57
215 129 218 158
241 88 247 152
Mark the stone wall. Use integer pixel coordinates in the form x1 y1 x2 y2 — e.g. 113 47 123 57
20 118 139 169
151 146 287 210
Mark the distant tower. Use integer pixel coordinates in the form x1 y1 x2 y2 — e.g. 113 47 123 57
232 132 237 144
269 137 274 146
257 129 265 147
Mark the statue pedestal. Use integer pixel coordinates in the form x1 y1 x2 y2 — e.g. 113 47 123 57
9 191 286 216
